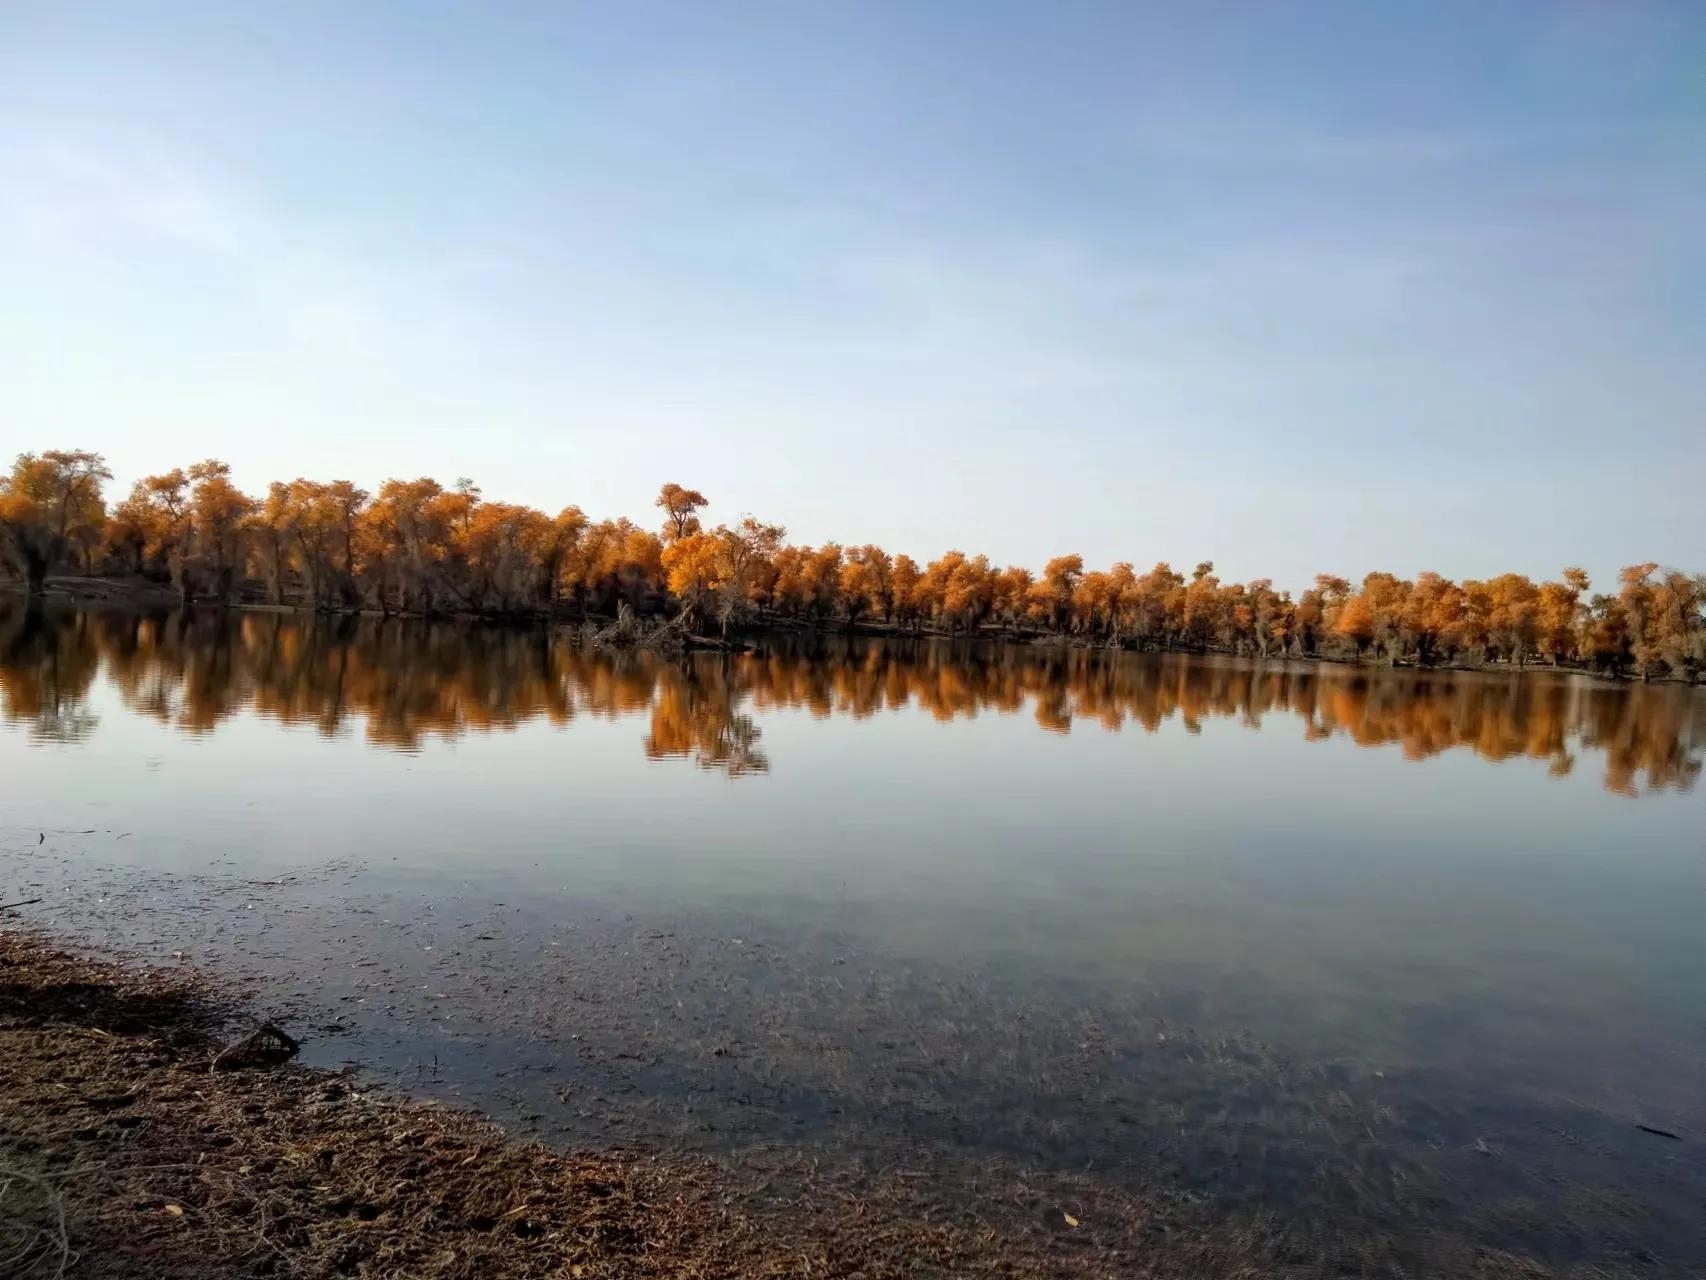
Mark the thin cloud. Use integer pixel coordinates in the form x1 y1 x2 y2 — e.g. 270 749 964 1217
2 135 422 357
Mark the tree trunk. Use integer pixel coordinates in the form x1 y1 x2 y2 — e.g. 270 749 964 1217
169 553 187 604
24 548 48 596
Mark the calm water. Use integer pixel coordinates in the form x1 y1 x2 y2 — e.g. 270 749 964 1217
5 603 1705 1273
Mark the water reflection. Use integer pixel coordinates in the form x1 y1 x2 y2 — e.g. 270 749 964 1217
0 605 102 744
2 602 1702 793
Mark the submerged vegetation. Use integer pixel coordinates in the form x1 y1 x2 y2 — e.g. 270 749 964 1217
3 448 1703 679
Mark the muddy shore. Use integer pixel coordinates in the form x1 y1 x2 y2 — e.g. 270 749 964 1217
5 925 1679 1278
1 930 1272 1279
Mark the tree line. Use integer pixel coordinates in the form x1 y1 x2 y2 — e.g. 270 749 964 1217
3 448 1703 680
3 606 1699 793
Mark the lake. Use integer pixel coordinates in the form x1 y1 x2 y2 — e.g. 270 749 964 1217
4 602 1705 1274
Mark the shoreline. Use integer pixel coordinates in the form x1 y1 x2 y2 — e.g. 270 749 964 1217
2 870 1685 1278
0 929 1249 1280
10 576 1693 685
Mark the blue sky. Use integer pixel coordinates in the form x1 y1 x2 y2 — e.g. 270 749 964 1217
2 2 1701 593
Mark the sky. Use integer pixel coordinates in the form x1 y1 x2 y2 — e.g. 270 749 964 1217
1 1 1702 593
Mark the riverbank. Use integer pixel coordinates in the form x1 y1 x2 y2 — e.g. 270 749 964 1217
0 930 1263 1280
4 829 1691 1280
14 575 1695 683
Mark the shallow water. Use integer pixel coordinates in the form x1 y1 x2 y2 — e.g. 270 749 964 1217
4 603 1705 1272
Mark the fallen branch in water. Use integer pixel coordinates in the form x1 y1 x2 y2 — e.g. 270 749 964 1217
1636 1123 1682 1141
211 1022 301 1072
580 603 692 652
0 899 44 912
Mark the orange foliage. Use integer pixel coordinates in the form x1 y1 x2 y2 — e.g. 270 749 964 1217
4 605 1699 794
3 450 1703 681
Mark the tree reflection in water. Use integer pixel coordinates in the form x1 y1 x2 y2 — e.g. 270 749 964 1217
2 602 1701 793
